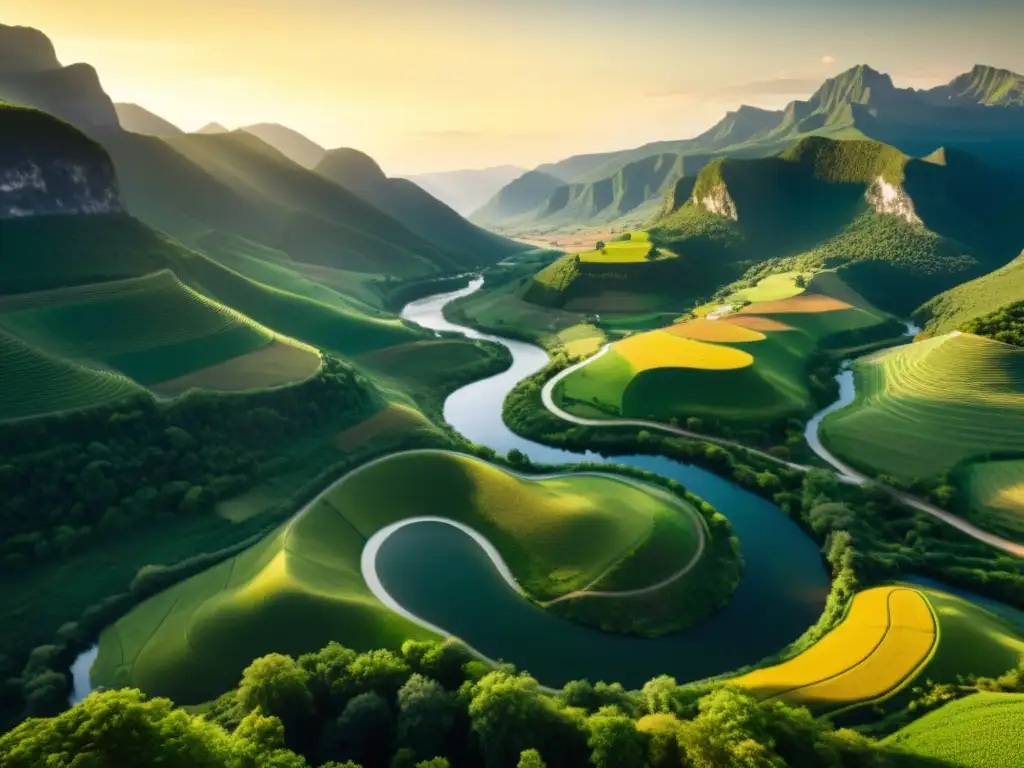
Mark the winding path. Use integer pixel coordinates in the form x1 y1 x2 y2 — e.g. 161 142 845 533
541 346 1024 559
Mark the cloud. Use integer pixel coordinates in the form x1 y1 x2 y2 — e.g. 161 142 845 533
822 55 836 65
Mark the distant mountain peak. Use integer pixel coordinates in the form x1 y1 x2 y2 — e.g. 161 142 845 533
0 24 60 73
241 123 325 169
935 64 1024 106
316 148 387 190
196 122 229 134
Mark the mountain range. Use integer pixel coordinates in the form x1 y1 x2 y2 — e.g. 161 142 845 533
402 165 526 216
0 24 524 308
475 63 1024 232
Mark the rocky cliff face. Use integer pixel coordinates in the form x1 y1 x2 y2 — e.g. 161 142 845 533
865 176 920 224
0 25 60 73
0 106 123 218
695 183 738 221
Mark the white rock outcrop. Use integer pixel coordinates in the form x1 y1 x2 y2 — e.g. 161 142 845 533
696 184 739 221
865 176 921 224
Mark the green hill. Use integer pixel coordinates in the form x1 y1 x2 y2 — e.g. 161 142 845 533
91 450 702 703
916 252 1024 335
820 333 1024 482
649 137 1022 315
885 693 1024 768
0 328 141 421
0 271 276 386
316 147 526 265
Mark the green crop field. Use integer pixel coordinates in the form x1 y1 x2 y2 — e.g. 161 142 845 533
0 270 325 391
957 460 1024 539
820 333 1024 481
578 232 676 264
91 450 701 703
725 271 811 304
885 693 1024 768
0 329 141 421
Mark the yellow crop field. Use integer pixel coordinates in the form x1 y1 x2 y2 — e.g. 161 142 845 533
723 315 797 333
664 318 766 343
615 331 754 372
732 587 936 713
739 294 853 314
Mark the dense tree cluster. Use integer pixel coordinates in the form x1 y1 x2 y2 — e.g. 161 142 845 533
1 638 924 768
961 300 1024 346
0 356 377 572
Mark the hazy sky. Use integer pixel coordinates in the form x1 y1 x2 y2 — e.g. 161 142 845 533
4 0 1023 174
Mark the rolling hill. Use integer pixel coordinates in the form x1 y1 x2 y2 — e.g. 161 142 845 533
403 164 525 216
915 251 1024 335
885 693 1024 768
316 147 527 264
113 103 183 136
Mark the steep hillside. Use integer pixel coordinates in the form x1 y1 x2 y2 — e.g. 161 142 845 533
403 164 525 215
0 102 122 219
114 103 183 136
316 147 526 264
471 170 565 225
927 64 1024 107
0 24 59 72
100 128 465 277
527 153 712 229
0 25 117 129
653 137 1022 314
241 122 325 168
916 252 1024 335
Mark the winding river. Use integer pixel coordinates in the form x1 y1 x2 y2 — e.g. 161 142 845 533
373 280 830 687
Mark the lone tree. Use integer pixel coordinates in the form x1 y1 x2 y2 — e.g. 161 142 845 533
645 245 661 261
794 273 807 288
596 240 606 251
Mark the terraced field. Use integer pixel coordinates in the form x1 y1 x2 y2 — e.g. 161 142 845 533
92 451 702 703
726 271 811 304
732 587 937 714
0 329 141 421
820 333 1024 480
0 271 319 392
556 274 889 425
957 459 1024 539
885 693 1024 768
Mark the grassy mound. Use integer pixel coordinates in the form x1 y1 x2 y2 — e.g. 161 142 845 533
733 585 1024 716
577 233 676 264
733 587 936 714
916 251 1024 335
885 693 1024 768
92 451 703 703
0 270 318 390
0 329 141 421
820 333 1024 480
957 459 1024 539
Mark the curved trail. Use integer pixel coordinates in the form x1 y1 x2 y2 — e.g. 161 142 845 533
542 343 1024 559
542 345 812 473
